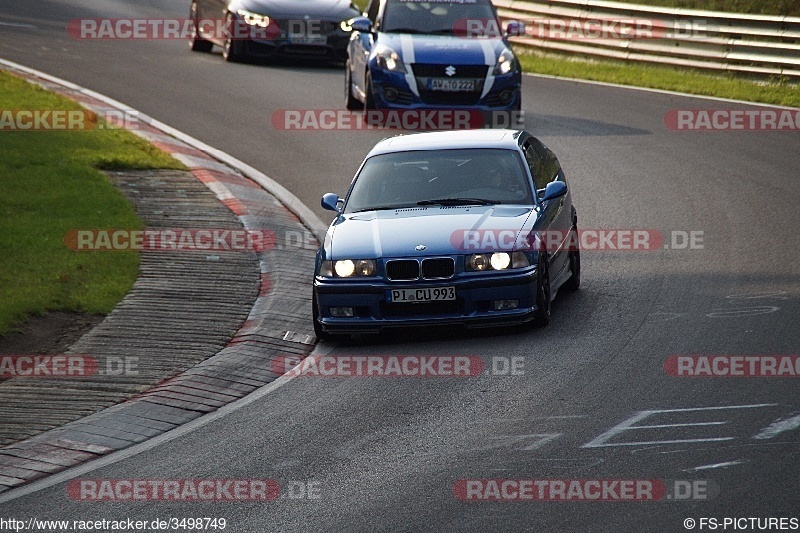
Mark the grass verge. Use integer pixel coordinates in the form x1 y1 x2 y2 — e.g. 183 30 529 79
0 70 185 335
517 51 800 108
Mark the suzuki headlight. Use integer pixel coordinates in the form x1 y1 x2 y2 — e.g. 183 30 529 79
374 43 407 73
492 47 517 75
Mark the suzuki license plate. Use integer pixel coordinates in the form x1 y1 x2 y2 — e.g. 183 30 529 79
428 78 478 91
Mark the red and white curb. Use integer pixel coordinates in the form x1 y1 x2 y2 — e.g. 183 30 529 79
0 58 324 497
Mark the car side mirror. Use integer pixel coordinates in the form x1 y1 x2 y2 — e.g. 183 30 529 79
350 17 373 34
321 193 343 213
538 181 568 202
505 21 525 38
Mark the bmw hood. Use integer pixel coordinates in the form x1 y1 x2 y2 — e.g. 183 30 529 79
326 205 533 259
231 0 359 20
378 34 507 66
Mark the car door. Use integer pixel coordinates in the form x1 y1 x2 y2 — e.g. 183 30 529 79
350 0 380 92
523 138 573 282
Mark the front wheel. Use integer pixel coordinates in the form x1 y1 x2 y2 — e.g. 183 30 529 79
364 73 376 110
533 254 551 326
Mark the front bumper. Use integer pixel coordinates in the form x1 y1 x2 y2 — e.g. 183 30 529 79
368 67 521 111
243 35 350 61
314 267 539 334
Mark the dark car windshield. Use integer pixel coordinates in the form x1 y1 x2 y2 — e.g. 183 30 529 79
344 149 532 214
382 0 497 36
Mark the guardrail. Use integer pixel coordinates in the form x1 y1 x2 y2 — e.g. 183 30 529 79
494 0 800 78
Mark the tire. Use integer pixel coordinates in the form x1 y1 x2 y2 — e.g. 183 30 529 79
364 73 376 110
312 292 331 341
223 13 247 63
345 62 361 110
563 229 581 292
189 2 213 53
533 253 551 326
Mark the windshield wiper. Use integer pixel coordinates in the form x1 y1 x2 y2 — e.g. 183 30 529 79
417 198 497 206
385 28 456 35
384 28 425 34
352 205 412 213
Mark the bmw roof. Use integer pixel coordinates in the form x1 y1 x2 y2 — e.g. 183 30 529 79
367 129 524 157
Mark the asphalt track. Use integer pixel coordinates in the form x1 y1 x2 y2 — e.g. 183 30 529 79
0 0 799 531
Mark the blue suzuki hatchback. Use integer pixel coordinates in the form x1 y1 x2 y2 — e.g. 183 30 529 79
313 129 580 338
345 0 524 111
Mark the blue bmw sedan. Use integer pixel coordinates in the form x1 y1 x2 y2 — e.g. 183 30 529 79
313 129 580 338
345 0 524 111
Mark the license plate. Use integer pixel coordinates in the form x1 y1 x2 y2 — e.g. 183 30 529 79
389 287 456 303
288 33 327 45
428 78 478 92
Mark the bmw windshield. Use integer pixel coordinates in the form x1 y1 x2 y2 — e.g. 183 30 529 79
381 0 497 36
344 149 533 214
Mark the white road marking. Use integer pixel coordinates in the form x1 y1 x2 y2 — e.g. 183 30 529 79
582 404 778 448
624 422 728 430
524 72 800 111
726 291 789 301
689 460 744 471
0 21 36 29
753 413 800 440
706 306 780 318
528 415 589 420
589 438 735 447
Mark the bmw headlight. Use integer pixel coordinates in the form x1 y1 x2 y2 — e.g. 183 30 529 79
237 9 270 28
467 252 529 271
320 259 377 278
492 47 517 76
374 43 407 73
490 252 511 270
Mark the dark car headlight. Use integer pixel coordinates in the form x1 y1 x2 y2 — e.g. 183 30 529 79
237 9 271 28
320 259 377 278
466 252 530 271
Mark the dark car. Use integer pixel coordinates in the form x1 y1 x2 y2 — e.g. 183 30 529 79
313 129 580 338
345 0 524 111
189 0 360 62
